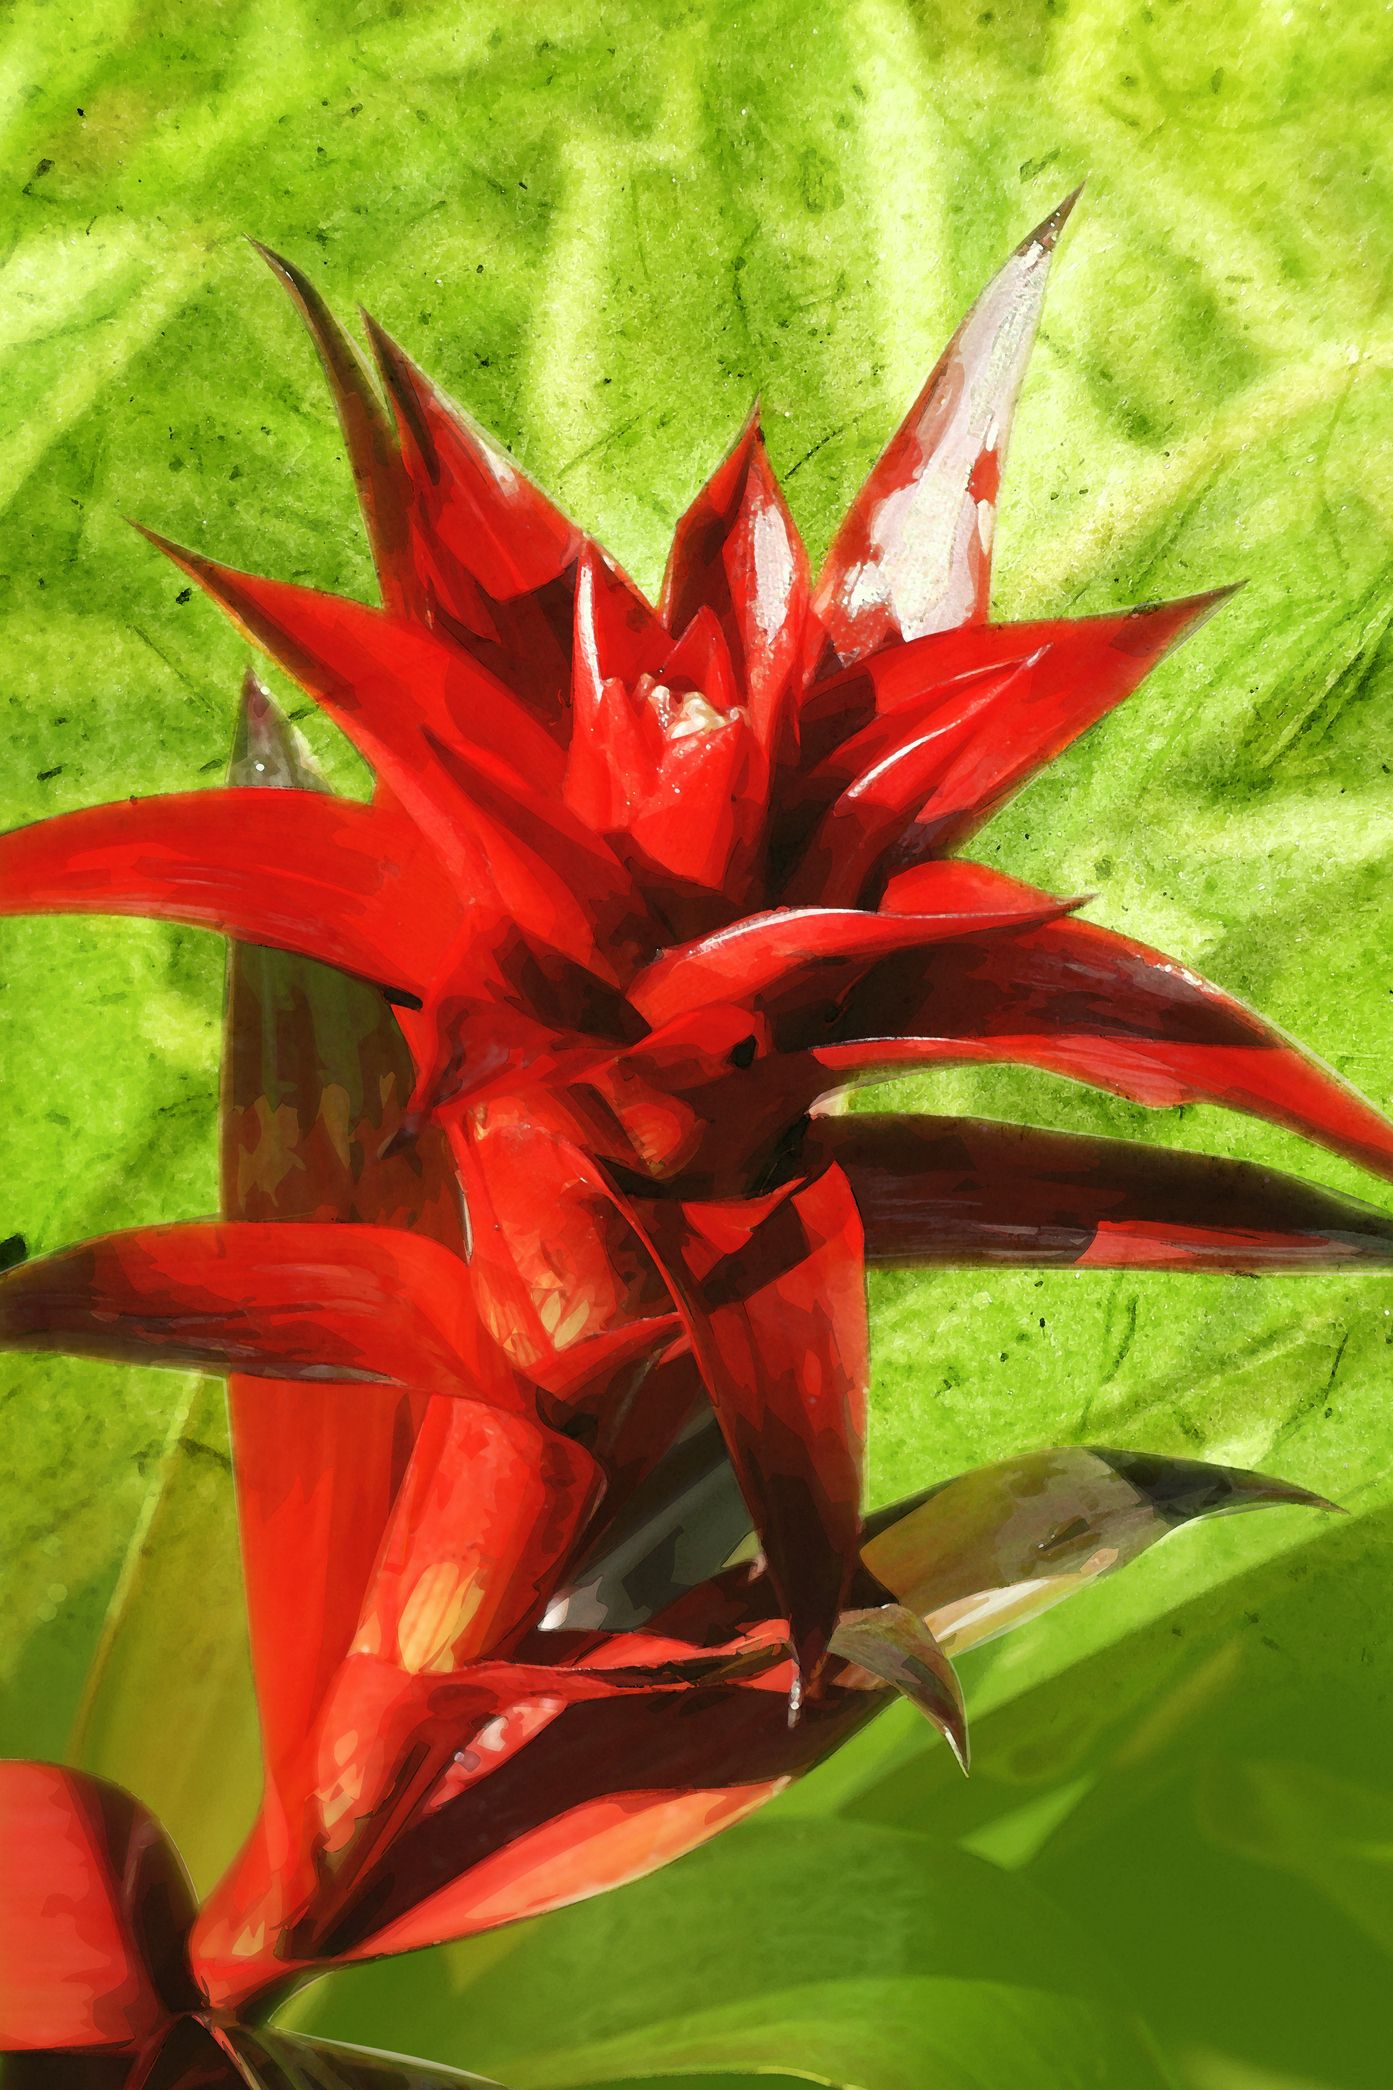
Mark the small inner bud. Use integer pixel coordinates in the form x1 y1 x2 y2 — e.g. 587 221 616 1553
647 681 730 742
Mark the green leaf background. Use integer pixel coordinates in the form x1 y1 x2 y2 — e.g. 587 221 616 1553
2 2 1392 2083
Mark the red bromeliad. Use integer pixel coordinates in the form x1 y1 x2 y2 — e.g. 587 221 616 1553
3 196 1393 2080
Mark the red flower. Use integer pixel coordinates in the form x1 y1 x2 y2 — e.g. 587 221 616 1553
1 197 1389 2071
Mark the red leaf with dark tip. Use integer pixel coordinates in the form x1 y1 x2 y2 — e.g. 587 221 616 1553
813 191 1079 667
363 314 647 727
0 1763 197 2051
251 245 422 621
362 314 582 602
814 864 1393 1183
660 409 811 751
497 1137 866 1701
816 1112 1393 1270
633 1164 870 1704
862 1445 1336 1661
303 1431 1331 1974
793 593 1229 879
0 787 459 1002
138 533 661 977
0 1222 509 1400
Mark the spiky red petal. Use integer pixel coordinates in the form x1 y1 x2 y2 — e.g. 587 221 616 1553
819 1112 1393 1270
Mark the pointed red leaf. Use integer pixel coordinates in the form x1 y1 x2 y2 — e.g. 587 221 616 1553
813 191 1079 666
364 315 621 726
363 314 582 601
0 1763 196 2050
816 1112 1393 1270
572 539 671 704
794 592 1228 876
139 532 662 977
204 1438 1327 1987
629 877 1078 1030
252 245 422 620
660 409 812 750
490 1136 866 1698
563 668 655 840
134 532 564 846
0 1221 507 1399
814 864 1393 1183
0 786 458 1002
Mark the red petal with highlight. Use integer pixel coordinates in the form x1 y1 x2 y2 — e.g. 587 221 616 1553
0 788 457 1002
629 879 1075 1031
813 192 1078 666
661 411 811 751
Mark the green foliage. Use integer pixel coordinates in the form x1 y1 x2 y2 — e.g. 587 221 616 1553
286 1821 1171 2088
1 0 1391 2081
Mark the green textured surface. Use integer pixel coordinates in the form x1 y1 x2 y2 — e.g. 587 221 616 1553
2 0 1392 2083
